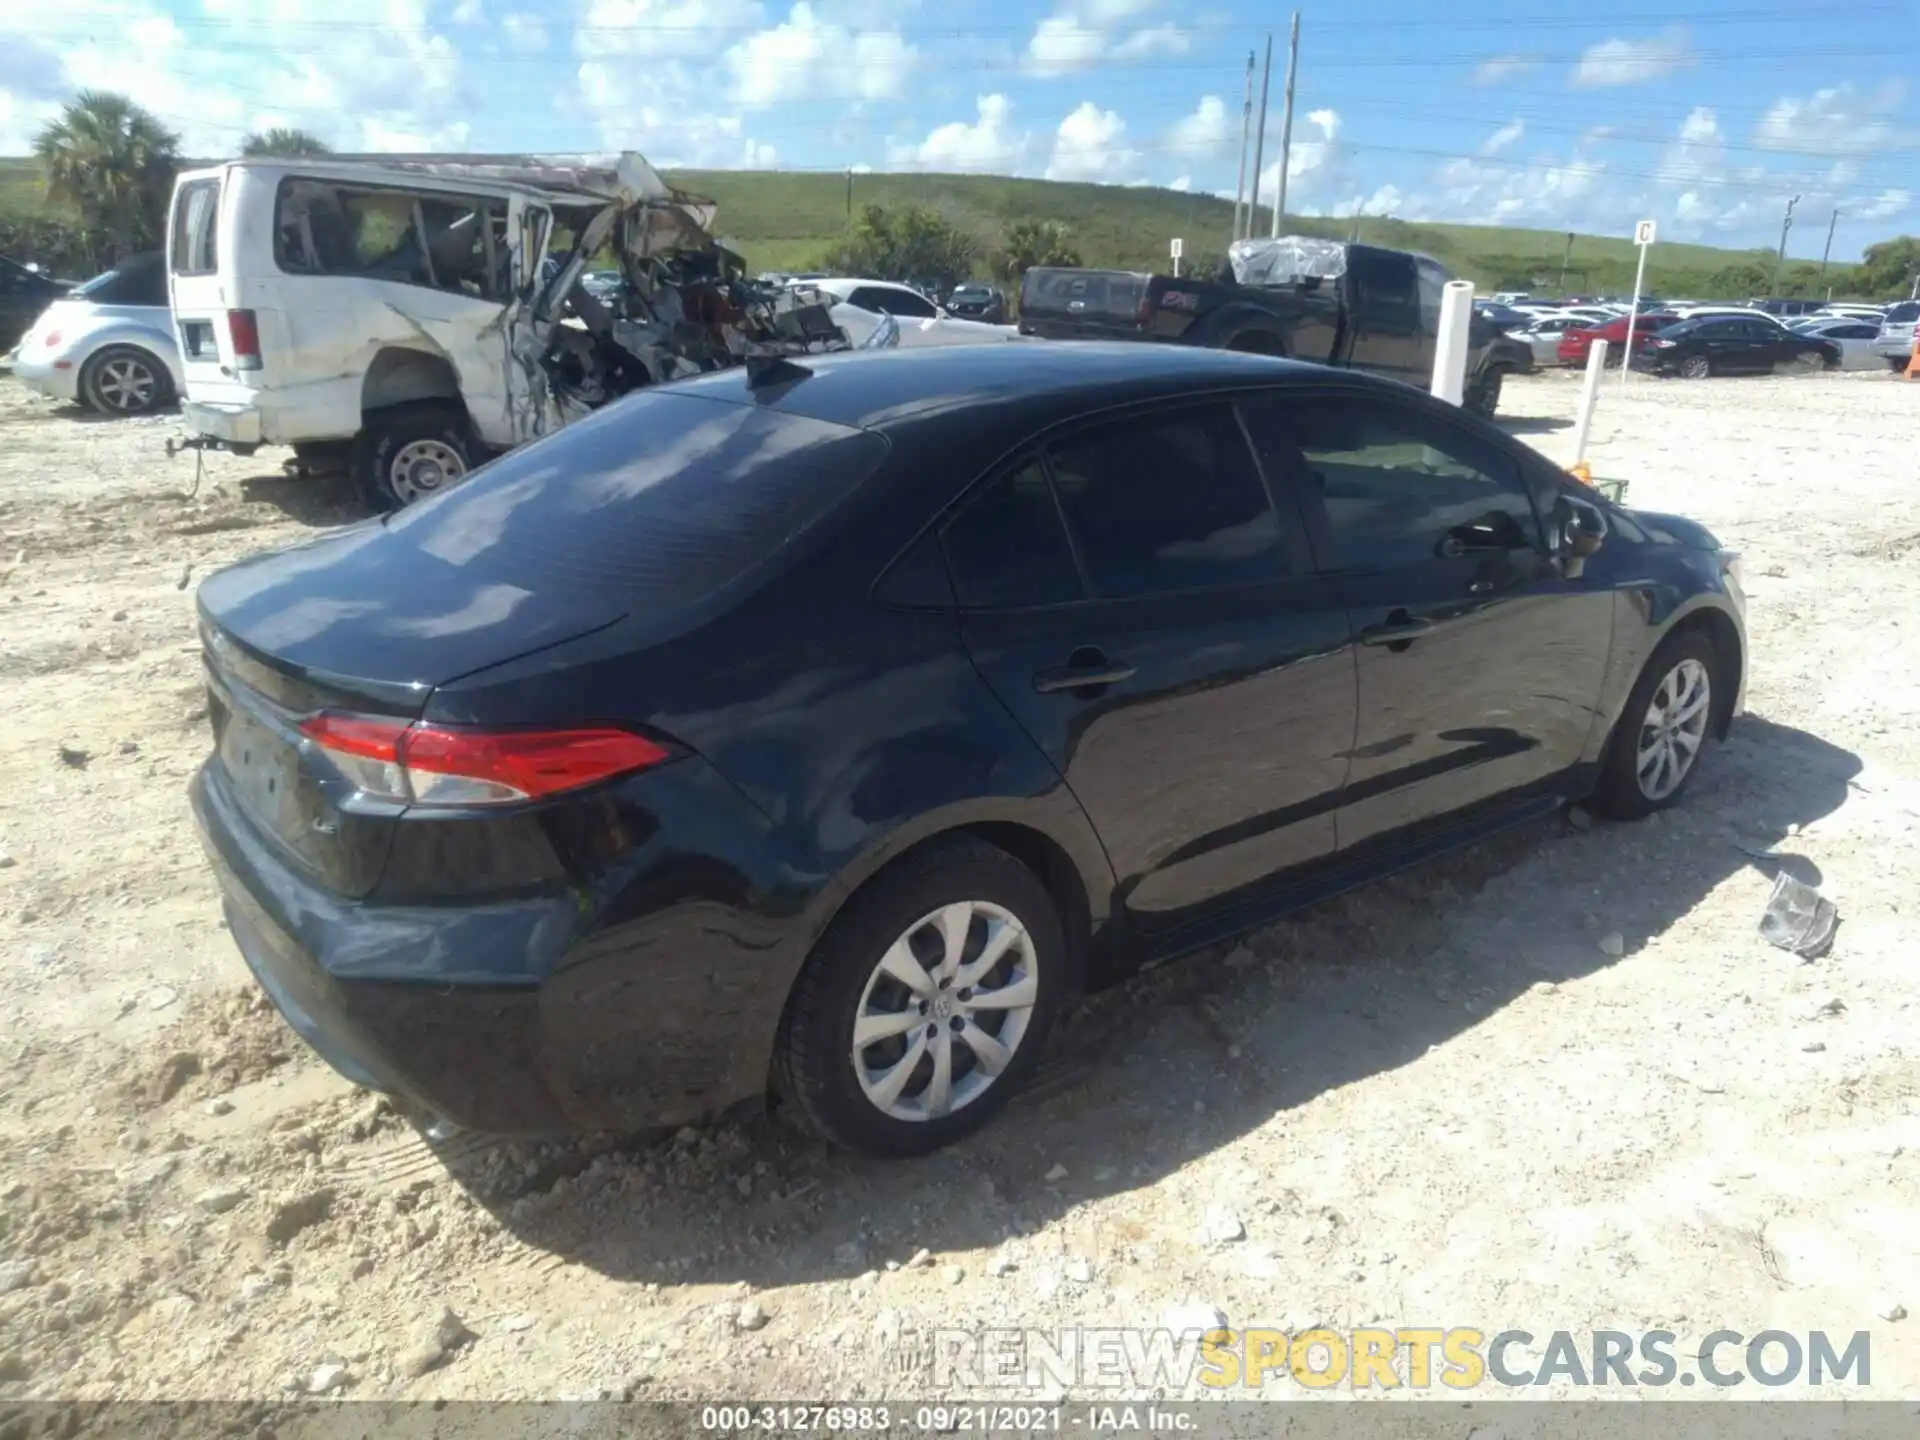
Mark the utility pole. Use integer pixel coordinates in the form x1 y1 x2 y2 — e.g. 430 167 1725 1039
1272 13 1300 238
1817 207 1838 287
845 168 853 222
1558 232 1574 295
1232 50 1254 242
1247 35 1273 240
1772 193 1800 296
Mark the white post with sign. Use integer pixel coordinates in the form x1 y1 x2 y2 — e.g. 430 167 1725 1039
1621 218 1655 387
1171 236 1184 278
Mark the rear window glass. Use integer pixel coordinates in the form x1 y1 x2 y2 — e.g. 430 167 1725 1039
384 392 891 603
73 254 166 307
171 179 220 276
1884 303 1920 324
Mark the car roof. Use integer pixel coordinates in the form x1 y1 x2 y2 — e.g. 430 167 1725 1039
661 342 1387 434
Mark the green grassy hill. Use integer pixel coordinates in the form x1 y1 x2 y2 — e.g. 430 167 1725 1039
0 155 1838 298
670 168 1785 298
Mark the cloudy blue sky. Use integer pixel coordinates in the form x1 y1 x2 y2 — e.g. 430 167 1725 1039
2 0 1914 259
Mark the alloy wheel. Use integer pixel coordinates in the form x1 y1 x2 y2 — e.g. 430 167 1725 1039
387 438 467 505
93 355 158 412
1680 356 1710 379
1636 657 1712 802
850 900 1039 1123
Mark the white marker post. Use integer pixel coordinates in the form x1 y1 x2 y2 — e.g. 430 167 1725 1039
1621 218 1655 388
1430 279 1475 406
1570 337 1609 468
1171 236 1184 279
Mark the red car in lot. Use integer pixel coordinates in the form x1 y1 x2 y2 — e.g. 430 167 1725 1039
1558 312 1680 366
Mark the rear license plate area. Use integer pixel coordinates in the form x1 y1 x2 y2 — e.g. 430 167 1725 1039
218 705 301 841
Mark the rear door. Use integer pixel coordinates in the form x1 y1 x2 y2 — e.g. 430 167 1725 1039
168 170 232 400
948 398 1355 926
1344 248 1424 383
1253 389 1612 851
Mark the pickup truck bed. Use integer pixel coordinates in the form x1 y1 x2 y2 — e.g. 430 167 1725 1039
1018 240 1529 418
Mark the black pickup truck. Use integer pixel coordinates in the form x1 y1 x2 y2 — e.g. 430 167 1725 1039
1017 240 1530 418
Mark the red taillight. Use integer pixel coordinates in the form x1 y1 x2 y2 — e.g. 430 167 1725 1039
226 308 262 371
41 330 62 349
297 715 671 807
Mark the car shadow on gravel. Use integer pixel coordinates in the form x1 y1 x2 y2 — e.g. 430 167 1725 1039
423 712 1859 1290
1495 415 1573 435
236 470 366 529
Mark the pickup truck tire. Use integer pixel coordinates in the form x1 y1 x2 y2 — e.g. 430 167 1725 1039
1463 364 1507 420
356 403 476 512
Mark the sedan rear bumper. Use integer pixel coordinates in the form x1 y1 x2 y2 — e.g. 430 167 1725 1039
9 354 80 404
189 755 808 1135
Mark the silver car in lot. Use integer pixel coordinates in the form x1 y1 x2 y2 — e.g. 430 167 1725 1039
1874 301 1918 372
8 252 183 416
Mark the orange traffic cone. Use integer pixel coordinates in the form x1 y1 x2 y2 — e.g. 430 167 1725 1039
1907 334 1920 379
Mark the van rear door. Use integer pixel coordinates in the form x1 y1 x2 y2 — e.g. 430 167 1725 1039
167 167 243 408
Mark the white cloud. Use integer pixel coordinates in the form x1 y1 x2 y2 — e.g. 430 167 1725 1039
1849 188 1911 222
1332 183 1404 219
891 94 1029 173
1656 106 1724 186
1755 81 1907 156
450 0 484 20
1044 100 1139 183
1253 106 1346 209
1167 95 1231 159
1570 28 1692 89
1473 54 1537 86
500 11 549 51
1480 120 1524 157
725 4 917 107
1023 0 1183 77
574 0 777 166
1169 174 1190 192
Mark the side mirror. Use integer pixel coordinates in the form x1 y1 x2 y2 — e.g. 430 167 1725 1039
1555 494 1608 572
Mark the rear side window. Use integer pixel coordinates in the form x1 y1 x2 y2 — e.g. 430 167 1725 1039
74 254 166 307
943 460 1083 609
1350 250 1418 331
385 393 890 602
850 286 938 319
171 180 220 276
1045 404 1287 598
274 179 510 301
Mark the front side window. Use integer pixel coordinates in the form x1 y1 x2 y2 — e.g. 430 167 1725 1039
1045 404 1287 599
1263 396 1542 573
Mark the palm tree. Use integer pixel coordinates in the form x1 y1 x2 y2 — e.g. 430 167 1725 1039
242 128 332 158
992 219 1083 289
33 91 181 266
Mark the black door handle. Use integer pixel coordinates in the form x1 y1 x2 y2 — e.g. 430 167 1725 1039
1033 648 1136 693
1359 608 1436 651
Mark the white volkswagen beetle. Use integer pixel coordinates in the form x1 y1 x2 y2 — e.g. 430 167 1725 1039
9 252 184 416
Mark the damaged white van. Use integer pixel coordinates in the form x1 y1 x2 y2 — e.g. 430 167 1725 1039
164 153 858 508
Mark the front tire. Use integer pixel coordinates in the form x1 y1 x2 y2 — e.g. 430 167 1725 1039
355 403 474 511
778 837 1066 1157
1588 629 1719 821
80 346 172 416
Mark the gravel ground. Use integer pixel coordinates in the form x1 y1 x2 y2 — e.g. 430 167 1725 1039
0 368 1917 1411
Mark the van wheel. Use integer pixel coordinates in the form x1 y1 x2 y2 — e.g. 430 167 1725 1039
776 837 1066 1158
356 404 475 511
80 346 172 416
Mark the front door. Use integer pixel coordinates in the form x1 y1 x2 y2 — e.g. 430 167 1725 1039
948 399 1357 926
1252 390 1613 852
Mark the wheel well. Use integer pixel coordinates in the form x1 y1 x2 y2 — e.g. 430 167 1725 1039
1223 329 1283 355
1671 608 1743 739
361 347 462 419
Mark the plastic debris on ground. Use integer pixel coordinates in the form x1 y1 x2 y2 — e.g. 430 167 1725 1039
1759 872 1839 959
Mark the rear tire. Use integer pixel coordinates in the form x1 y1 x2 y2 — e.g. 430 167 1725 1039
355 403 475 512
1891 356 1911 373
777 837 1067 1158
1680 355 1712 380
1223 329 1284 356
80 346 172 416
1464 365 1506 419
1588 629 1719 821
